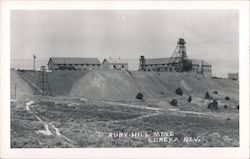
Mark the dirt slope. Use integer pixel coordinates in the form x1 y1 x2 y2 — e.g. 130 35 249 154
69 69 238 101
132 72 238 99
69 69 139 100
17 70 89 96
11 70 33 98
16 69 238 100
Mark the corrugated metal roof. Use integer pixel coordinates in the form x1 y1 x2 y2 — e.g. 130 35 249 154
103 58 128 64
49 57 101 65
145 58 211 66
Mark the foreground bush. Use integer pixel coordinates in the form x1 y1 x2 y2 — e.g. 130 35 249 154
136 92 143 100
207 99 218 110
175 88 183 96
170 99 178 106
187 96 192 103
213 91 218 94
204 91 211 99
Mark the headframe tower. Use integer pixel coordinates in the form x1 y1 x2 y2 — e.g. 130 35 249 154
166 38 191 72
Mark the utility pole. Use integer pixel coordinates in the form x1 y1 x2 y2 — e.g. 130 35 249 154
33 54 36 71
14 84 16 99
201 60 204 75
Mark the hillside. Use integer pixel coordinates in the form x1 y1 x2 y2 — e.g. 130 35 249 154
11 70 33 98
16 69 238 101
69 69 238 101
17 70 89 96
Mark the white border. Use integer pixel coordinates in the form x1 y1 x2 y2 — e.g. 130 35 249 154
0 1 249 159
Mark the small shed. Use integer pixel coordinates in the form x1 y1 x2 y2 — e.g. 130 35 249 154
102 58 128 70
228 73 238 80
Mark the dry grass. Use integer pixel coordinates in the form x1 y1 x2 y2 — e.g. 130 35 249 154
11 96 239 148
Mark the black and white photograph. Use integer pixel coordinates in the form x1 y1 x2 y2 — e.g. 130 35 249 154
10 9 240 148
0 0 249 159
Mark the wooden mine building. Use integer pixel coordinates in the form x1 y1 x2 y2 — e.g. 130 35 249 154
48 57 101 71
143 58 212 75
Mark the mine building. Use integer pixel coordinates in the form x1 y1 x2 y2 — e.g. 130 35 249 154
142 58 212 75
102 58 128 70
139 38 212 77
48 57 101 71
228 73 238 80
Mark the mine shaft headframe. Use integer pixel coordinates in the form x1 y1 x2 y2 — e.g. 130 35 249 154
35 66 52 96
166 38 189 72
139 55 146 71
177 38 187 58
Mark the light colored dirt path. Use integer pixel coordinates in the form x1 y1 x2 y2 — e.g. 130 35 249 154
92 100 163 111
25 100 76 144
90 99 235 119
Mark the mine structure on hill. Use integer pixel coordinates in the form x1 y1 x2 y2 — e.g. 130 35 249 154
166 38 192 72
35 66 52 96
139 38 212 76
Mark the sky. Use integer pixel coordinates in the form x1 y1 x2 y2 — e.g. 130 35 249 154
11 10 239 77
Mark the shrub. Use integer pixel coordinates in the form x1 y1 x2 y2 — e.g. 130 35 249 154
224 105 228 109
225 96 230 100
204 91 211 99
212 91 218 94
175 88 183 96
136 92 143 100
170 99 178 106
187 96 192 103
207 99 218 110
